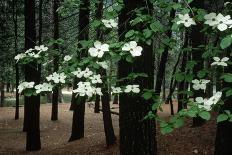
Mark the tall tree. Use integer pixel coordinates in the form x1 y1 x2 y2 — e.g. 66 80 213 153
118 0 156 154
13 0 19 119
24 0 41 151
215 60 232 154
51 0 59 121
69 0 90 142
94 0 103 114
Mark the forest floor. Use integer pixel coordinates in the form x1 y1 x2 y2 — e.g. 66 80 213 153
0 102 216 155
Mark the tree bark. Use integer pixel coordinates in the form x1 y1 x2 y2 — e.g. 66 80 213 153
118 1 156 154
24 0 41 151
13 0 19 119
69 0 90 141
51 0 59 121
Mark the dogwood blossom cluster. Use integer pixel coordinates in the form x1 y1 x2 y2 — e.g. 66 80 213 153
46 72 66 84
204 13 232 31
195 92 222 111
192 79 210 91
14 45 48 62
124 85 140 93
122 41 143 57
72 68 93 78
73 82 102 97
211 57 229 67
88 41 109 58
18 82 35 93
34 83 53 94
111 86 122 94
102 19 118 28
177 14 196 27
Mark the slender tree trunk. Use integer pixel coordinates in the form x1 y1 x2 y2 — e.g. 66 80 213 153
13 0 19 119
0 83 4 107
6 83 10 93
177 32 189 112
24 0 41 151
51 0 59 121
69 0 90 141
191 0 206 127
94 0 103 113
118 1 156 154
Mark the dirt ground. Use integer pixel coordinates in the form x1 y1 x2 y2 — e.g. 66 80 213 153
0 103 216 155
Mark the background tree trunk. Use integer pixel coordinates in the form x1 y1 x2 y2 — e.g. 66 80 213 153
51 0 59 121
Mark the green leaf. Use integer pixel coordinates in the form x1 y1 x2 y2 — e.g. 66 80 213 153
125 30 135 38
220 35 232 49
174 73 185 82
161 125 173 135
226 89 232 97
143 92 153 100
221 74 232 83
187 110 197 117
199 111 211 120
150 21 163 32
173 118 184 128
197 70 207 78
217 114 229 123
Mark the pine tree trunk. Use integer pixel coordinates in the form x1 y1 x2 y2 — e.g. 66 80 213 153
13 0 19 119
118 1 156 154
94 0 103 113
24 0 41 151
51 0 59 121
0 83 4 107
69 0 90 141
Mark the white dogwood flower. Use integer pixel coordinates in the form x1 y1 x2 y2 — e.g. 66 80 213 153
196 92 222 111
35 83 53 94
177 14 196 27
72 68 84 78
192 79 210 91
88 41 109 58
73 82 95 97
211 57 229 66
102 19 118 28
18 82 35 93
204 13 219 26
82 68 93 78
46 72 66 84
122 41 143 57
112 86 122 94
14 53 26 62
89 74 102 84
94 87 103 96
124 85 140 93
35 45 48 52
64 55 72 62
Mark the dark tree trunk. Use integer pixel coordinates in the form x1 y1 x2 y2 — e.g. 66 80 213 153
113 95 118 104
102 91 116 146
13 0 19 119
69 0 90 141
94 95 100 113
0 83 4 107
215 54 232 154
51 0 59 121
24 0 41 151
94 0 103 113
118 0 156 154
69 97 85 141
190 0 206 127
6 83 10 93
